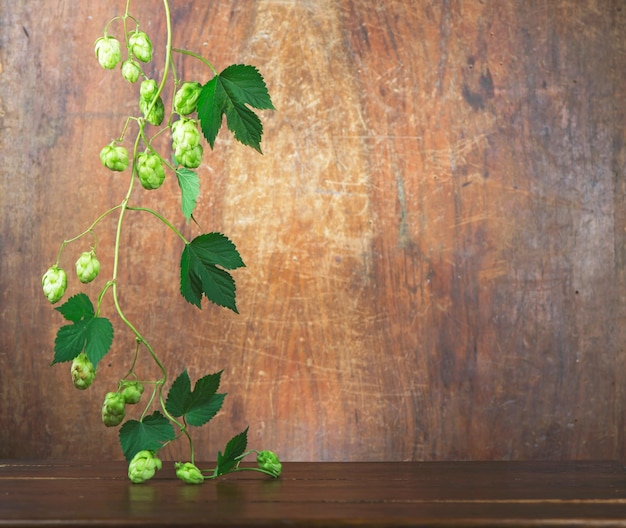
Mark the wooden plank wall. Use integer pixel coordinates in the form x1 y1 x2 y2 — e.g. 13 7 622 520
1 1 625 462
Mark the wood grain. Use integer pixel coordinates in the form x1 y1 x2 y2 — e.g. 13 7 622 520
0 1 625 462
2 461 626 527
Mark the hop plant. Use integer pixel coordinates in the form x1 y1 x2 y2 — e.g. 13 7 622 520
121 381 144 404
121 59 142 83
42 265 67 304
175 462 204 484
94 36 121 70
71 352 96 390
75 250 101 284
45 1 276 485
256 450 282 478
100 144 129 172
101 392 126 427
136 151 166 190
128 30 153 63
174 82 202 115
128 450 162 484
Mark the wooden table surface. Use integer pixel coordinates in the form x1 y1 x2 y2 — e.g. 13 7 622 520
1 461 626 527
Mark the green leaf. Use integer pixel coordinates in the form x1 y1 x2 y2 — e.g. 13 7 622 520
220 64 275 110
55 293 95 322
119 411 176 462
52 294 113 367
215 427 249 477
196 77 224 150
197 64 274 153
224 103 264 153
165 369 226 427
179 233 245 312
175 167 200 221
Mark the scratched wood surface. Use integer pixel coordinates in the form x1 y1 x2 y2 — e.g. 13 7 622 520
1 1 625 462
2 461 626 527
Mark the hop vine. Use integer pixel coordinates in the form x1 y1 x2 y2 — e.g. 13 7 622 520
41 0 279 483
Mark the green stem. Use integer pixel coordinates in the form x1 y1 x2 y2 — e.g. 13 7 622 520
112 0 187 437
172 47 218 75
139 0 172 123
117 116 139 143
202 467 278 479
120 339 142 381
126 206 189 244
55 205 122 265
181 417 195 465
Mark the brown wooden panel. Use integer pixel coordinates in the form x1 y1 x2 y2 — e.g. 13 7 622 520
2 461 626 526
0 1 625 463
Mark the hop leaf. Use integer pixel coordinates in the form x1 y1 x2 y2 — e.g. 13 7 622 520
179 233 245 312
165 369 226 427
119 411 176 462
197 64 274 153
52 293 114 368
214 427 249 477
175 168 199 221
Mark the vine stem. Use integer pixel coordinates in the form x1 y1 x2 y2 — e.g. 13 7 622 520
127 206 189 244
105 0 189 438
172 47 218 75
139 0 173 123
55 205 122 265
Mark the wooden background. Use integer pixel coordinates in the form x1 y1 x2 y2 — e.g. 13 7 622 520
1 0 625 463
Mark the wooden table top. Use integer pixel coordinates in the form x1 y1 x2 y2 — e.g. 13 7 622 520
1 460 626 527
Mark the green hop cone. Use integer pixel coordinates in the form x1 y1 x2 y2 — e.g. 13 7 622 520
171 118 201 150
171 118 203 168
174 82 202 115
128 450 162 484
136 151 166 190
121 381 144 404
175 462 204 485
140 97 165 126
94 36 121 70
139 79 165 126
256 450 282 478
128 30 153 63
70 352 96 390
42 265 67 304
121 59 142 83
101 392 126 427
75 250 100 284
100 144 129 172
174 145 203 169
140 79 159 100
